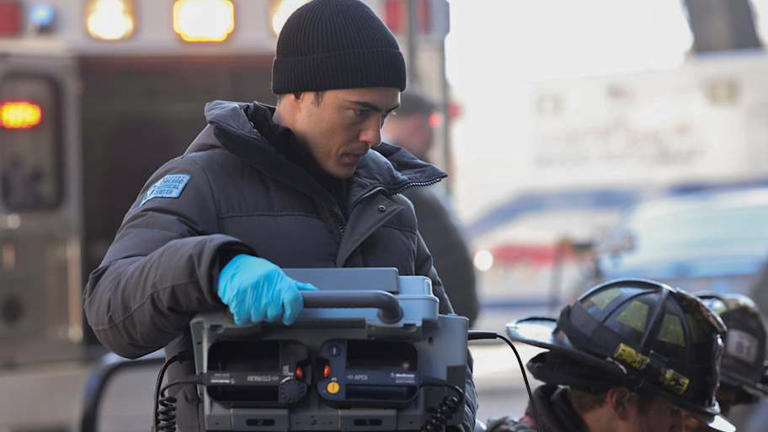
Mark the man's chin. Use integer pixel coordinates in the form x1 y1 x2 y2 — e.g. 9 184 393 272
326 165 356 179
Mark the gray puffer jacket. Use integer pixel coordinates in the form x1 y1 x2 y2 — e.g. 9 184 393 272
84 101 477 431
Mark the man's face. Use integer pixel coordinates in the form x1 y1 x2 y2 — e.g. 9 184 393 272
290 88 400 178
683 415 710 432
620 396 685 432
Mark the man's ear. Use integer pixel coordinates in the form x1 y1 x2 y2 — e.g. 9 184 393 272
606 387 636 421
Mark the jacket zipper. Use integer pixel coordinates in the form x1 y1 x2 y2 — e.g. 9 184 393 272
392 177 444 195
338 176 443 241
332 207 345 239
348 176 443 210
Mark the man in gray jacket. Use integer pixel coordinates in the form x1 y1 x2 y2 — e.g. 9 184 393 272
83 0 476 430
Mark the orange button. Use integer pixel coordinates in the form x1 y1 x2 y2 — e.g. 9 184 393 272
326 381 340 394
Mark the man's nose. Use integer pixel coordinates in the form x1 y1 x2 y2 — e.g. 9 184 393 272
359 117 383 147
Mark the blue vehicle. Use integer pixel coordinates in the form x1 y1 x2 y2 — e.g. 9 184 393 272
594 187 768 295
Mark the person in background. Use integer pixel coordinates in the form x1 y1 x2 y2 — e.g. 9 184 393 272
684 293 768 431
487 279 734 432
382 89 479 325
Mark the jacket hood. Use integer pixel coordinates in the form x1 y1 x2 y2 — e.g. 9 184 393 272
190 100 446 197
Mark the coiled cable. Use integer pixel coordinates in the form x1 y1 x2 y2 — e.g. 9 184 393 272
153 353 199 432
156 379 201 431
154 354 181 432
420 382 465 432
156 392 177 432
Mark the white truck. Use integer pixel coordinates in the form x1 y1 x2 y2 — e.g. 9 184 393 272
529 51 768 190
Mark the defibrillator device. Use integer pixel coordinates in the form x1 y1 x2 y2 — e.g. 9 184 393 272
163 268 468 432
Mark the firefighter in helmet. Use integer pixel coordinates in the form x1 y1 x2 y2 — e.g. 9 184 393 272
488 279 735 432
684 293 768 431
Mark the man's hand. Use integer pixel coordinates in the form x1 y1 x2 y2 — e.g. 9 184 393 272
217 255 317 325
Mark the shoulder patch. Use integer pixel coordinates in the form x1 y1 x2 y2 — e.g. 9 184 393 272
140 174 191 206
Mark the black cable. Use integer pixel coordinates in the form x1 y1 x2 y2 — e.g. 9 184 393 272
154 354 180 432
153 354 200 432
419 381 465 432
158 377 205 432
156 393 177 432
468 331 540 427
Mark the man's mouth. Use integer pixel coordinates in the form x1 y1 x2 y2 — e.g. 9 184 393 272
339 152 366 164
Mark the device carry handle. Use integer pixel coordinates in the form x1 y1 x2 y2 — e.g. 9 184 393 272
301 290 404 324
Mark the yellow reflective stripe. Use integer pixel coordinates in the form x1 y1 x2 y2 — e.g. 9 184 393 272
660 368 690 395
614 343 649 370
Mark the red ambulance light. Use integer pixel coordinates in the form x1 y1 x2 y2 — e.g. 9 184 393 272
0 101 43 130
428 112 443 129
0 1 23 36
383 0 432 35
384 0 405 33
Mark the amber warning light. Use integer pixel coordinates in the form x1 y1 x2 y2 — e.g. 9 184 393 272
0 101 43 130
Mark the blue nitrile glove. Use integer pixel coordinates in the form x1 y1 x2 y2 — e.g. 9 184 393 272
217 255 317 326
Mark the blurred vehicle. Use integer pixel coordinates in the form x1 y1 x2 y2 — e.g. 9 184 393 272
591 187 768 296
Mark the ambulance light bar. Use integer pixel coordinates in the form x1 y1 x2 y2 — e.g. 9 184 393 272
85 0 135 41
173 0 235 43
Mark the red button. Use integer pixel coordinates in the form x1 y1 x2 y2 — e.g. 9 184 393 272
295 367 304 380
323 365 331 379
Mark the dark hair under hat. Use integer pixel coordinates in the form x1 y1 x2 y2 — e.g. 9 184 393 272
272 0 406 94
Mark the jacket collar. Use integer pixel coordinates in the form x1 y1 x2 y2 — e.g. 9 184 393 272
191 100 446 206
527 385 589 432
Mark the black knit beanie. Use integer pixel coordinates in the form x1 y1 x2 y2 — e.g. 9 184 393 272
272 0 406 94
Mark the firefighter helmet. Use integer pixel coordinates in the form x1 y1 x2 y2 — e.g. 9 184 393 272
506 279 733 432
698 293 768 405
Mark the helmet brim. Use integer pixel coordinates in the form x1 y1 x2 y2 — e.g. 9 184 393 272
687 411 735 432
505 317 626 375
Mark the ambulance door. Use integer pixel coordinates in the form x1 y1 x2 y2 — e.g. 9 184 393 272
0 54 83 365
